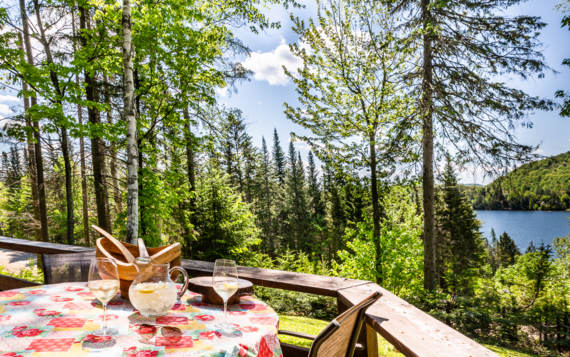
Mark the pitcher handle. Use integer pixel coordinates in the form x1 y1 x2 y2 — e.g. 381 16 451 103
169 266 189 301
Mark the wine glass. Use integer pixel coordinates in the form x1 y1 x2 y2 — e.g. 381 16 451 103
212 259 238 324
87 258 119 337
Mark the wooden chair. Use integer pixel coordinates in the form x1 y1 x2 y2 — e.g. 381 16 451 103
41 251 95 284
279 291 382 357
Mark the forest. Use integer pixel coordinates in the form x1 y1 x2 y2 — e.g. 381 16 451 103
0 0 569 355
463 151 570 211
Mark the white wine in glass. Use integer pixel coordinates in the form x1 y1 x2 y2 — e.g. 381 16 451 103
88 258 119 338
212 259 238 324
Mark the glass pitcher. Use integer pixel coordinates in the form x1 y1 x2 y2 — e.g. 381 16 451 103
129 258 189 317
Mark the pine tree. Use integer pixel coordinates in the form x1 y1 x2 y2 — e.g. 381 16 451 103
435 160 486 295
307 151 324 219
272 129 286 184
391 0 554 290
527 241 537 253
257 137 274 252
497 232 521 267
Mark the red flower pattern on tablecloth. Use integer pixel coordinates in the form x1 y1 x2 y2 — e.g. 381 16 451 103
125 347 159 357
156 315 188 325
257 337 273 357
27 290 46 295
194 314 214 321
51 296 73 302
34 308 61 317
108 300 123 306
0 352 23 357
47 317 86 328
7 301 30 306
0 315 11 321
135 324 157 335
65 286 83 292
198 331 221 340
83 335 113 343
171 303 185 310
12 326 43 338
155 336 194 348
27 338 74 352
239 326 259 333
239 344 249 357
0 291 19 297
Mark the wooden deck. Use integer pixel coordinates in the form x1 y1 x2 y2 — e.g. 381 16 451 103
0 236 497 357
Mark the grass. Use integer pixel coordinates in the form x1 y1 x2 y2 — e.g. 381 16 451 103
278 315 543 357
482 344 541 357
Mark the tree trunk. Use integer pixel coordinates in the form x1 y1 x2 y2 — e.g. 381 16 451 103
104 75 122 215
183 107 196 210
79 5 112 234
33 0 74 244
19 0 49 242
17 34 40 241
60 127 74 245
72 14 91 247
122 0 138 243
369 136 383 285
78 84 90 247
421 0 437 291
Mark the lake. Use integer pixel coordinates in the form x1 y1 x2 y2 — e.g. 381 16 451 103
475 210 570 251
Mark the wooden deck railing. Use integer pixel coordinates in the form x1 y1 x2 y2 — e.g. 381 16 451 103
0 236 497 357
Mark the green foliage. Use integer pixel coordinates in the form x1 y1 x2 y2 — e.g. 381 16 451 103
249 250 337 320
189 163 260 261
0 259 43 284
463 152 570 210
496 232 522 268
335 185 424 296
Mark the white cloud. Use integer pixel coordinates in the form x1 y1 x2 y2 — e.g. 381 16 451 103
242 39 303 86
0 95 19 103
215 86 228 98
0 104 13 116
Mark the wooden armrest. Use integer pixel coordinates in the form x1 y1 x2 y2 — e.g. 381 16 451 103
278 330 317 340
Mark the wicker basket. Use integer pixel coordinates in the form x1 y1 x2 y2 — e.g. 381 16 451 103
93 226 182 299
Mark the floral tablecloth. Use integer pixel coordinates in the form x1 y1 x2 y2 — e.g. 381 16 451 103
0 282 282 357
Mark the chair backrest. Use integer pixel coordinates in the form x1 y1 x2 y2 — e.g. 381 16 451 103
41 251 96 284
308 291 382 357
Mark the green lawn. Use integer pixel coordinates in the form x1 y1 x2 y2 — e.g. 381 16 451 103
278 315 541 357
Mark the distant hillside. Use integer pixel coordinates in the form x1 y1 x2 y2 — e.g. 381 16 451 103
462 152 570 210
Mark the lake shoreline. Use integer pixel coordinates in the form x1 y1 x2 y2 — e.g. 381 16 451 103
475 210 569 251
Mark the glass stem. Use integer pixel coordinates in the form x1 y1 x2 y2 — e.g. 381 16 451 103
102 303 107 336
224 300 228 322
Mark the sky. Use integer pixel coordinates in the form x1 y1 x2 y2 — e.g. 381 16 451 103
1 0 568 184
217 0 570 184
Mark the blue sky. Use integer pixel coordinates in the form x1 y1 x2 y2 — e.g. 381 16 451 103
218 0 570 184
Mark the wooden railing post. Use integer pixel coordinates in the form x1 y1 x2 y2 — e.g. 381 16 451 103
366 324 379 357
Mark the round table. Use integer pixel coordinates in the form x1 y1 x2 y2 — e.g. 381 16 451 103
0 282 282 357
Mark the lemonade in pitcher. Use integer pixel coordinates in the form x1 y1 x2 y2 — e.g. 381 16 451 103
128 260 189 317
